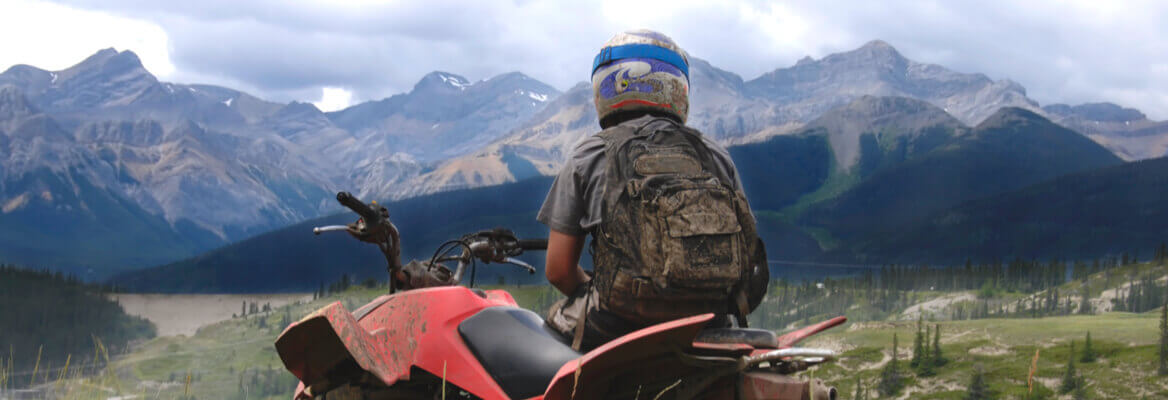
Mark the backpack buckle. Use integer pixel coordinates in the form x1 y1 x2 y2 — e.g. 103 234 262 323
627 179 642 197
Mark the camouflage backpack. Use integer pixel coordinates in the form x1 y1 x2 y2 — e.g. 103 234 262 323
592 117 764 325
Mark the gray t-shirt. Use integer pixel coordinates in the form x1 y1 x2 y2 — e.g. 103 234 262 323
537 116 744 236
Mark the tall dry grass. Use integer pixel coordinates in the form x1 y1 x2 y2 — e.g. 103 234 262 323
0 336 150 400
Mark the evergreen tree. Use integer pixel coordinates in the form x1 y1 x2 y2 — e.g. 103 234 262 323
1072 380 1089 400
965 364 992 400
1060 342 1079 394
924 324 932 356
911 316 924 369
878 333 904 396
932 324 946 367
1080 332 1096 363
1160 303 1168 376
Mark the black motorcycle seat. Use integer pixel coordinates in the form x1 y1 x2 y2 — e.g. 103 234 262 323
458 307 581 399
694 327 779 349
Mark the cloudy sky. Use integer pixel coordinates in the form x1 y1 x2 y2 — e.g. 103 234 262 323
2 0 1166 118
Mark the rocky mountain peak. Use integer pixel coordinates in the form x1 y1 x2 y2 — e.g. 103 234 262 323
689 57 746 93
489 71 533 83
276 101 324 117
833 39 908 67
414 71 472 93
861 39 895 51
479 70 555 91
57 48 149 83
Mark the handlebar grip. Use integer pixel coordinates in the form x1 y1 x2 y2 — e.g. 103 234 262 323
336 192 381 223
517 238 548 251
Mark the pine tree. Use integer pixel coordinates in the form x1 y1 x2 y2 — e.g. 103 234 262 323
965 364 992 400
1159 303 1168 376
1080 332 1096 363
932 324 946 367
1060 341 1079 394
911 316 924 369
1078 278 1091 314
924 324 932 356
879 333 904 396
1072 380 1089 400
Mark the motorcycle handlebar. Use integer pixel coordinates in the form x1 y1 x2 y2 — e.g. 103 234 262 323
337 191 381 223
517 238 548 251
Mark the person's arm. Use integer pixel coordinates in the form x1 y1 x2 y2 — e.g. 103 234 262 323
545 229 590 296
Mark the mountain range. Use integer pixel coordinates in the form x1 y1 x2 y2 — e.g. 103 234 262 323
112 101 1159 292
2 40 1166 277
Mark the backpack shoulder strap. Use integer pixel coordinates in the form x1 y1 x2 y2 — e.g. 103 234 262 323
596 123 641 158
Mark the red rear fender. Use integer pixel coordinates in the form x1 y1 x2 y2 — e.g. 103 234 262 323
275 301 401 390
775 316 847 348
542 314 715 400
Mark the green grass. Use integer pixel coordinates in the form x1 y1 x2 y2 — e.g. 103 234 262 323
801 312 1166 399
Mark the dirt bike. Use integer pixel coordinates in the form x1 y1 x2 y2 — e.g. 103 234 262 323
275 192 845 400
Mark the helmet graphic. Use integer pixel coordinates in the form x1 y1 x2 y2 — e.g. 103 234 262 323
592 29 690 128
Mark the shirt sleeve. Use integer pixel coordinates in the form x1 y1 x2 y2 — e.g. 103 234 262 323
537 151 588 236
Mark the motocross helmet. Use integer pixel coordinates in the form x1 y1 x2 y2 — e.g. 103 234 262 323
592 29 690 129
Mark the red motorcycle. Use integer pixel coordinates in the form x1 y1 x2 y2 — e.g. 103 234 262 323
275 192 844 400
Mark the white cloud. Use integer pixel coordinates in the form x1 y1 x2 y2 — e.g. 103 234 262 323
3 0 1167 119
313 87 353 112
0 0 174 78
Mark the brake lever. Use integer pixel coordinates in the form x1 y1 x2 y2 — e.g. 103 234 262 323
501 257 536 274
313 225 350 235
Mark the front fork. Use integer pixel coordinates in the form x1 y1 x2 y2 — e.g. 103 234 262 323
739 373 836 400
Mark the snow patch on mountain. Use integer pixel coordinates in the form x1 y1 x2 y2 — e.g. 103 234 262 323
439 73 470 90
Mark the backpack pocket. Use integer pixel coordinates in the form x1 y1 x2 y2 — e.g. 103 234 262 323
655 180 744 291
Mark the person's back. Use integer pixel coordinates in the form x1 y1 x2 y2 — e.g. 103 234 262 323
538 29 768 350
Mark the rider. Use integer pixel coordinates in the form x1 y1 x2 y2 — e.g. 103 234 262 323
538 29 769 350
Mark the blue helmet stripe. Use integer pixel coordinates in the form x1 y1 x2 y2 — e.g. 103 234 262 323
592 44 689 78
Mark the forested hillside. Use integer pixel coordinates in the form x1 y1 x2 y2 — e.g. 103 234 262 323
111 177 557 292
0 265 155 387
847 155 1168 264
800 107 1122 246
